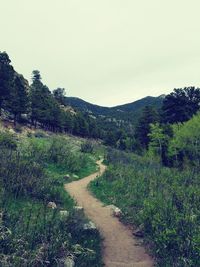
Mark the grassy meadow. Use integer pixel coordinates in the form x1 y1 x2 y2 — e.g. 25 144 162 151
0 129 103 267
90 149 200 267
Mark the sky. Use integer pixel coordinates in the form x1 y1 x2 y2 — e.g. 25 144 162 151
1 0 200 106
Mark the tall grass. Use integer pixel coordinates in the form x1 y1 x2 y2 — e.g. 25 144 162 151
0 131 102 266
90 149 200 267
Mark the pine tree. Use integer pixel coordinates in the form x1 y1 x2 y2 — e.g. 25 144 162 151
5 75 29 125
53 88 66 105
0 52 14 115
135 106 160 149
162 87 200 123
30 70 52 127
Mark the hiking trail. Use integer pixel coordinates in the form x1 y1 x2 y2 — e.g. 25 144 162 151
65 160 154 267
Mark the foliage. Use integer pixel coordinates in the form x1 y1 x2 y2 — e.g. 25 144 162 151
148 123 173 165
5 75 29 124
90 149 200 266
162 87 200 123
168 112 200 167
81 141 94 153
0 131 17 150
0 131 102 266
53 87 66 105
135 106 160 149
0 52 14 115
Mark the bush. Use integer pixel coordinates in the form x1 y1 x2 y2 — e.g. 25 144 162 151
14 125 22 133
0 149 48 199
169 112 200 167
47 136 89 173
0 131 17 150
34 130 48 138
81 141 94 153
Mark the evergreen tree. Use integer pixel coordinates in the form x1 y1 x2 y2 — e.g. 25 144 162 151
30 70 52 127
162 87 200 123
0 52 14 115
53 88 66 105
32 70 42 82
135 106 160 149
73 113 89 137
5 75 29 125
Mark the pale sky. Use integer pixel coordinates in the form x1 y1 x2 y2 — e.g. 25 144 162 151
1 0 200 106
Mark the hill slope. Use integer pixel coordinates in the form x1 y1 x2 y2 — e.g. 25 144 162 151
64 95 165 122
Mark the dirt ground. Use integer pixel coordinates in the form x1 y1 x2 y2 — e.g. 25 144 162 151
65 160 154 267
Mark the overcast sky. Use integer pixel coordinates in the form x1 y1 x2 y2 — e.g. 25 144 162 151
1 0 200 106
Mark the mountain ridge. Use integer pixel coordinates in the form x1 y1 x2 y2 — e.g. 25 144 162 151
64 95 165 122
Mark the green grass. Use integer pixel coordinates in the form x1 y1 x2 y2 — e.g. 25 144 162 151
90 149 200 267
0 132 103 267
45 155 98 182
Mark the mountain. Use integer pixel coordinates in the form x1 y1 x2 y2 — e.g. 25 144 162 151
63 97 110 116
64 95 165 123
114 95 165 113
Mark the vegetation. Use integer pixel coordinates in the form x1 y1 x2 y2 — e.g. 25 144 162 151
90 112 200 266
1 50 200 266
90 148 200 266
0 130 102 266
162 87 200 123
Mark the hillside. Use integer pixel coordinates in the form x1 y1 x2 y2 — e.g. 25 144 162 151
64 95 164 122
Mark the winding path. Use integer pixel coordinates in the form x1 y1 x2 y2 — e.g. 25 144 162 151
65 160 154 267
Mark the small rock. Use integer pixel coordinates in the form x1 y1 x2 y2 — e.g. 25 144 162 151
108 205 122 217
133 229 144 238
72 174 79 179
83 221 97 231
74 206 84 214
73 206 84 221
47 202 57 209
64 174 70 180
64 257 75 267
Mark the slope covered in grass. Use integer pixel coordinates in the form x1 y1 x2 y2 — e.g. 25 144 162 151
90 149 200 267
0 130 103 267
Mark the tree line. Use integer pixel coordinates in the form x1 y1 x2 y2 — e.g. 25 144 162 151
0 52 100 138
1 51 200 155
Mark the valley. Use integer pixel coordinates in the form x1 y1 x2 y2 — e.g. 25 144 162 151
1 51 200 267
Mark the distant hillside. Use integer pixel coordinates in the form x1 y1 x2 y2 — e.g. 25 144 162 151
114 95 165 113
64 97 110 116
64 95 165 122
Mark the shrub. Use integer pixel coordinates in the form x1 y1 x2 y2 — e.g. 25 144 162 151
169 112 200 167
14 125 22 133
0 131 17 150
81 141 94 153
34 130 48 138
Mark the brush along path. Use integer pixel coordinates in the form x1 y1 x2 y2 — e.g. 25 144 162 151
65 160 154 267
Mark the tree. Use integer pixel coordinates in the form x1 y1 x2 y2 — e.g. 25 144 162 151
135 106 160 149
30 70 52 126
73 113 89 137
5 75 29 125
162 87 200 123
0 52 11 65
32 70 42 82
0 52 14 115
168 112 200 167
53 88 66 105
148 123 171 164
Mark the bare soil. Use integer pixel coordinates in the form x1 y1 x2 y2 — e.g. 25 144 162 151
65 160 154 267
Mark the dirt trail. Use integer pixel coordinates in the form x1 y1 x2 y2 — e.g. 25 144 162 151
65 160 154 267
